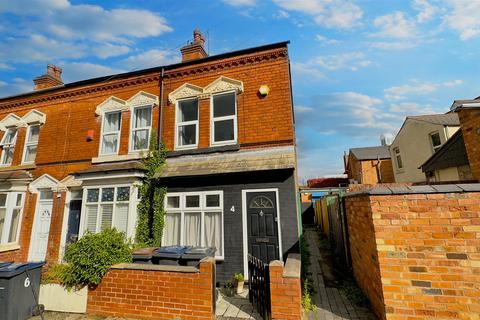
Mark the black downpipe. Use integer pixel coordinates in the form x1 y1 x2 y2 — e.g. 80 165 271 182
158 68 165 146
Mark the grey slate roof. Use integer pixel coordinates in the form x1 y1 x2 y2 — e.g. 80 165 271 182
156 146 295 178
345 183 480 197
349 146 391 160
74 160 145 176
420 130 469 172
407 113 460 126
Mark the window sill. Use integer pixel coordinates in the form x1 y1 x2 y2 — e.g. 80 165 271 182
92 153 145 164
0 164 36 171
0 243 20 252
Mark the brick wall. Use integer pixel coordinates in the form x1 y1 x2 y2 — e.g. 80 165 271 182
87 258 216 320
345 191 480 320
347 154 395 184
269 254 302 320
458 109 480 181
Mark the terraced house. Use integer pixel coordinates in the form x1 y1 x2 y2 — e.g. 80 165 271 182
0 30 299 282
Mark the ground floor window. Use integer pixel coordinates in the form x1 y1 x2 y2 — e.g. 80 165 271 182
80 185 138 238
0 192 24 245
164 191 224 259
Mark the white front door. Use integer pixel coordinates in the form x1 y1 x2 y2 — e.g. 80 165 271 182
29 191 54 262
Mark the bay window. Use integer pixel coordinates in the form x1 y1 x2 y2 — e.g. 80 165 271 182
100 111 121 155
0 192 24 245
22 124 40 163
83 186 134 235
130 106 152 152
175 98 199 149
0 128 18 166
164 191 223 259
211 92 237 145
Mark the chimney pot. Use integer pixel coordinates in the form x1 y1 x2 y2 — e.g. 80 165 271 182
33 64 64 90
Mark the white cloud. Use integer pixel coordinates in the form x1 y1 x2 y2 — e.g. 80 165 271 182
388 102 436 114
373 12 417 39
310 52 371 71
384 79 464 100
0 0 69 15
273 0 363 29
370 41 417 50
295 105 315 113
291 62 325 80
315 34 340 45
274 10 290 19
0 63 14 70
121 50 180 70
413 0 438 23
92 43 131 59
0 78 33 97
443 1 480 40
60 62 125 83
222 0 256 6
0 81 7 87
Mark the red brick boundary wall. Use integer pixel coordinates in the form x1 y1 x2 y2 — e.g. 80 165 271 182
87 258 216 320
345 186 480 320
269 254 302 320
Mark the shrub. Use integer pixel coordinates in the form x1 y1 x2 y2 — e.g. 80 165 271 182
41 264 70 285
234 273 244 282
61 228 132 289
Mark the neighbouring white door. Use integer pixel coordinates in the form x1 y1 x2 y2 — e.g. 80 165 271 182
29 190 54 262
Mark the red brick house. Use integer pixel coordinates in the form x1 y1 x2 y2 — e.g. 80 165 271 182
0 31 299 282
344 146 395 184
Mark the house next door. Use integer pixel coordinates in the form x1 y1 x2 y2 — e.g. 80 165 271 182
29 190 54 261
246 191 280 263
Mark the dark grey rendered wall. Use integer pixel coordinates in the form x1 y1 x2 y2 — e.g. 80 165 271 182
160 169 299 283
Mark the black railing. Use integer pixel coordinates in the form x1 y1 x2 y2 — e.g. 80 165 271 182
248 254 271 320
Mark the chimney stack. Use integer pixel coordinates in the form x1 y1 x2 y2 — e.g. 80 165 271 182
180 29 208 62
33 64 64 90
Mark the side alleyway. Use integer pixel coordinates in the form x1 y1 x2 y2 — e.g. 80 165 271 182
303 226 376 320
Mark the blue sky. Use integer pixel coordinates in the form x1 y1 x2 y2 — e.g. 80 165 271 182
1 0 479 181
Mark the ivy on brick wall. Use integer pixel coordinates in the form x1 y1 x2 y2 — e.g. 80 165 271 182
135 132 167 246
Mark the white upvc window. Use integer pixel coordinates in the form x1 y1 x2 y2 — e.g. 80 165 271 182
0 192 25 245
100 111 122 155
394 147 403 170
0 128 18 166
429 131 442 153
81 185 137 237
211 91 237 146
163 191 224 260
22 124 40 164
130 105 152 152
175 98 199 150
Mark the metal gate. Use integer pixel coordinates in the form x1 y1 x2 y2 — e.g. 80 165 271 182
248 254 271 319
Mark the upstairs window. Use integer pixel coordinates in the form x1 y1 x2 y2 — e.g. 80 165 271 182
211 92 237 145
22 124 40 164
430 131 442 153
393 147 403 170
0 128 18 166
100 112 121 155
130 106 152 152
175 98 198 149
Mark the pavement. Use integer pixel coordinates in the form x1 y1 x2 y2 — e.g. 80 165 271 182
303 226 377 320
215 289 262 320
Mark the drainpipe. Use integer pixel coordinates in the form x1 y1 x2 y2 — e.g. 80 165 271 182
375 156 382 183
158 67 165 146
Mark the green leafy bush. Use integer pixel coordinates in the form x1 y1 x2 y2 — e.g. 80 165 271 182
41 264 70 285
61 228 132 289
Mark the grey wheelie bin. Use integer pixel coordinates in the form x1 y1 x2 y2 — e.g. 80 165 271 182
180 247 216 266
152 246 189 265
0 261 45 320
132 247 159 264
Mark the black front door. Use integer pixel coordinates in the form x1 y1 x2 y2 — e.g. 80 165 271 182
66 199 82 245
246 191 279 263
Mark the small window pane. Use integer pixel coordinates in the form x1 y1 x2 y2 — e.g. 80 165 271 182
0 194 7 207
163 213 181 246
8 208 21 243
87 189 99 202
117 187 130 201
134 107 152 128
71 189 83 200
204 212 222 256
40 190 53 200
24 145 37 163
27 125 40 143
0 208 5 240
2 147 14 165
213 93 236 117
1 128 17 145
101 134 118 154
103 112 121 133
214 119 234 142
101 188 114 202
15 194 22 206
86 205 98 232
206 194 220 207
100 204 113 231
114 203 129 233
167 196 180 208
178 124 196 146
185 195 200 208
133 129 149 150
178 99 198 122
184 212 201 246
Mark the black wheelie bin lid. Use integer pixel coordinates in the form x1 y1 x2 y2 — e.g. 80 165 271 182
132 247 159 263
0 261 13 268
153 246 189 259
181 247 215 262
0 262 44 278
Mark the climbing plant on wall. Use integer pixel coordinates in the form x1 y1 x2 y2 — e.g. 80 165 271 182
135 132 167 246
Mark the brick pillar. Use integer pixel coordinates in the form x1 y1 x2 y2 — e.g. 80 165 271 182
45 191 66 264
269 254 302 320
